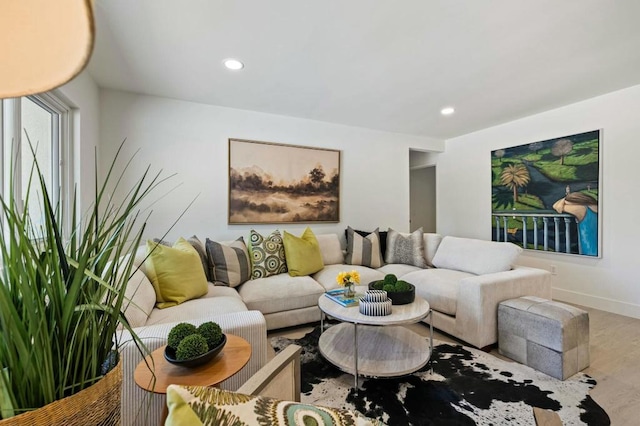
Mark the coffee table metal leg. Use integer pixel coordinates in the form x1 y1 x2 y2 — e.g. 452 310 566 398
354 323 359 390
429 308 434 374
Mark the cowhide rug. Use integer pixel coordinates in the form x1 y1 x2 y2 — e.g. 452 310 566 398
271 325 609 426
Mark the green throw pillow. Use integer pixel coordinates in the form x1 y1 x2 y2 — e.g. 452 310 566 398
165 385 383 426
145 237 208 308
283 227 324 276
166 386 204 426
248 230 288 279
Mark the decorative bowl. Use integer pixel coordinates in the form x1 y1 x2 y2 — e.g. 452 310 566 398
164 334 227 368
368 281 415 305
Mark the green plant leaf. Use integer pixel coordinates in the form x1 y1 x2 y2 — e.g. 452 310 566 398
0 137 170 415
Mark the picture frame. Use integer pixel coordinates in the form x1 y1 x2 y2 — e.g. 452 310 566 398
491 130 601 257
228 138 340 224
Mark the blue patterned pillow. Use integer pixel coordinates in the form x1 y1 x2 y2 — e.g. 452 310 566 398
248 230 288 279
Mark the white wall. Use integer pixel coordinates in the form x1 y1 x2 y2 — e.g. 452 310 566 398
99 89 444 242
58 70 100 213
437 84 640 319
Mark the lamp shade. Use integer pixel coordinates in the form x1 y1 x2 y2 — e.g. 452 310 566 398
0 0 95 98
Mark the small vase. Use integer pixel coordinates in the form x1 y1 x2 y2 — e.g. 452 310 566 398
344 283 355 298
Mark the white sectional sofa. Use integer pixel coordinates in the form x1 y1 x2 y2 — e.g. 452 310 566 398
120 230 551 424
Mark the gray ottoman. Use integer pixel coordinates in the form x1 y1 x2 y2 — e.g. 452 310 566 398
498 296 589 380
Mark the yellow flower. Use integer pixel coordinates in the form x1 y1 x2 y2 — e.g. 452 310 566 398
336 270 360 286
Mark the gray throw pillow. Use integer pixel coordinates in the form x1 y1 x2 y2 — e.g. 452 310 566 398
187 235 210 281
385 228 428 268
205 237 251 287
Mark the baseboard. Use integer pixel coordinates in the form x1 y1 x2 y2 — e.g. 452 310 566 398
552 287 640 319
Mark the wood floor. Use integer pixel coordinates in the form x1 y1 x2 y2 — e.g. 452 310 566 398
268 304 640 425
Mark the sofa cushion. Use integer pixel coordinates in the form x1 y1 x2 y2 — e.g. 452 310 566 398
238 274 324 314
205 237 251 287
377 263 423 278
283 228 324 276
202 284 243 299
312 264 385 291
431 236 522 275
145 238 208 308
423 233 443 267
145 296 248 325
248 230 288 279
345 226 384 268
385 228 428 268
316 233 344 265
166 385 383 426
403 269 475 315
122 268 156 328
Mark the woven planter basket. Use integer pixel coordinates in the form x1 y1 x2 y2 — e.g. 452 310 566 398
0 360 122 426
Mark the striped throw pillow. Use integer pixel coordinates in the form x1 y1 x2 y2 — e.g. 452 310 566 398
205 237 251 287
345 226 384 268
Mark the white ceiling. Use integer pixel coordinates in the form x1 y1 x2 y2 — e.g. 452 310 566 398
88 0 640 139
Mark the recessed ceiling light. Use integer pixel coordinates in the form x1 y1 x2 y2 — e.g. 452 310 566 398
223 58 244 70
441 107 455 116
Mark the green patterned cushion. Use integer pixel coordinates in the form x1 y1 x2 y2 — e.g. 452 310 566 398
165 385 383 426
248 229 288 279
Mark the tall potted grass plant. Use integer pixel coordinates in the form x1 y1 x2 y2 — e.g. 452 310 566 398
0 140 166 423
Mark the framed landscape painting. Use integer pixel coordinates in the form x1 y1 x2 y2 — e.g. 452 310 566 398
228 139 340 224
491 130 601 257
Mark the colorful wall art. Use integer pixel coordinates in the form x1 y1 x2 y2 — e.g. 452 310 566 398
491 130 601 257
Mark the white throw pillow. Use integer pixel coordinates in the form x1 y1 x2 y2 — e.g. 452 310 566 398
316 233 344 265
423 233 443 267
431 236 522 275
122 268 156 328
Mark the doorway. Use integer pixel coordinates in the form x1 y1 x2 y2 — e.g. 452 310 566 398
409 150 437 233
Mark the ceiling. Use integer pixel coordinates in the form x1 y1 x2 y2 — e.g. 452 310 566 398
87 0 640 139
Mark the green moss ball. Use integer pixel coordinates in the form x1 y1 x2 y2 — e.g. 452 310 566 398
383 284 396 293
395 280 411 292
372 280 384 290
167 323 197 349
197 322 223 349
383 274 398 285
175 334 209 360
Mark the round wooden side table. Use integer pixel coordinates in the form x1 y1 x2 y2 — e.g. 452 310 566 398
134 333 251 422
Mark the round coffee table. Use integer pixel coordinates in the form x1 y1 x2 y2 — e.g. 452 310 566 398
318 286 432 389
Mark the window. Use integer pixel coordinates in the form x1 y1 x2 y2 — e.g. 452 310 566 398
1 92 73 237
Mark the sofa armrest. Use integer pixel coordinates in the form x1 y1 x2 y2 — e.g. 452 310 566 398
119 310 268 426
238 344 302 401
455 266 552 348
